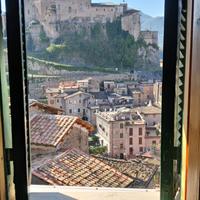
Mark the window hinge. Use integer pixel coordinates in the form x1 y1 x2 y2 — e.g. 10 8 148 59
5 148 14 175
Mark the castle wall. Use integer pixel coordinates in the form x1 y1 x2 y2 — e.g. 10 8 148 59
25 0 128 39
121 12 141 40
25 0 158 48
140 31 158 45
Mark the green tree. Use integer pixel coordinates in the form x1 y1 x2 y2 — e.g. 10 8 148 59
89 146 107 155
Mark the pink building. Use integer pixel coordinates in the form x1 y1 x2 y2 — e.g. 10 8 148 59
96 108 146 159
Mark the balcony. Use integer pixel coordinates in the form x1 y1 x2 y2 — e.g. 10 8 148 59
29 185 160 200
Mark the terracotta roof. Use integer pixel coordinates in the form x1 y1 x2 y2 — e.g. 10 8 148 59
32 149 133 187
31 114 94 147
93 155 158 187
64 91 92 100
29 100 64 114
59 81 77 88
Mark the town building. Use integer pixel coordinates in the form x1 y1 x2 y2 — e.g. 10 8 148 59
96 108 146 158
153 81 162 107
29 99 65 117
77 77 100 93
145 128 161 153
138 82 154 102
64 91 95 119
30 114 93 155
45 88 60 106
107 93 134 109
133 105 161 152
104 81 115 92
114 83 128 95
130 89 144 106
133 105 161 127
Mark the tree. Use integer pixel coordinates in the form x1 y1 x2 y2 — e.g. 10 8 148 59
89 146 107 155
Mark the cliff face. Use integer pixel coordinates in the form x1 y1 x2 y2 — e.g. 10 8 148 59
136 46 160 69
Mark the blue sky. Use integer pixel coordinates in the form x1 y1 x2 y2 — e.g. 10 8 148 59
92 0 164 17
1 0 164 17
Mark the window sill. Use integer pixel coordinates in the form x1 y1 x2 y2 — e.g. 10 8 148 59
29 185 160 200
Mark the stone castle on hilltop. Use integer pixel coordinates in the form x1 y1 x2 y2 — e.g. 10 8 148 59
25 0 158 47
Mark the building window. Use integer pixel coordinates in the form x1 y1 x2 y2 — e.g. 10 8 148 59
120 123 123 129
120 143 123 149
129 147 133 155
120 133 123 138
139 147 143 152
129 138 133 145
78 108 80 113
69 6 72 13
139 137 142 145
152 140 157 145
57 99 59 103
50 100 54 104
146 131 150 136
79 99 81 103
129 128 133 136
139 127 143 135
69 109 72 114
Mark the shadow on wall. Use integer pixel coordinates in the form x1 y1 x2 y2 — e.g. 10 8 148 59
29 192 77 200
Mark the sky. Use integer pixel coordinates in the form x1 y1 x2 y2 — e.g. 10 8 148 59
1 0 164 17
92 0 164 17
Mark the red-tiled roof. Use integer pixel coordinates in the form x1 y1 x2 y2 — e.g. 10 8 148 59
31 114 93 147
29 100 64 114
32 149 133 188
93 155 158 187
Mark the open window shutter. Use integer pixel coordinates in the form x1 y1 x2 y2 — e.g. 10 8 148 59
161 0 188 199
0 2 15 199
174 0 187 188
5 0 30 199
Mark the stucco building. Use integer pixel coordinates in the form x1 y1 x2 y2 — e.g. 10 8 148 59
77 77 100 93
96 108 146 158
30 114 93 155
153 81 162 107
